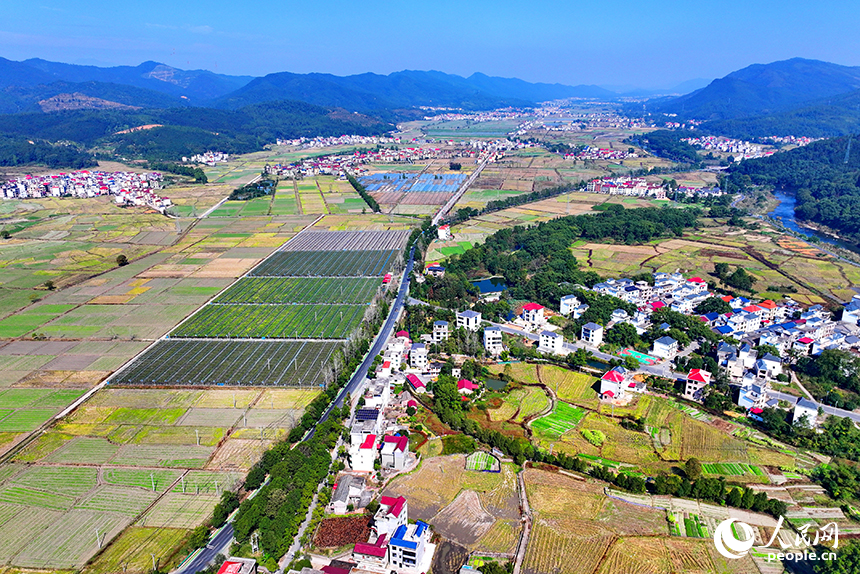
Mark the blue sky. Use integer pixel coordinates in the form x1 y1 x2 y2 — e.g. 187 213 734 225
3 0 859 87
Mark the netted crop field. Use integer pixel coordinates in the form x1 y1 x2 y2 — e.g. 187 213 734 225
112 340 338 386
214 277 380 304
170 303 365 339
281 230 410 252
249 249 399 277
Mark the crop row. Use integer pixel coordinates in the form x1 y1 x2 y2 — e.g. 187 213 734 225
215 277 380 305
282 230 410 252
171 304 365 339
113 340 339 386
249 249 398 277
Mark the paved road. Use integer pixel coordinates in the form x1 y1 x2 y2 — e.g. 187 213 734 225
175 523 235 574
432 154 492 226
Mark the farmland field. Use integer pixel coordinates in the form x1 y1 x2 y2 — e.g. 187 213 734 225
170 302 366 339
249 249 399 277
281 229 410 251
82 526 190 574
465 451 500 472
214 276 380 304
112 340 339 386
531 402 587 438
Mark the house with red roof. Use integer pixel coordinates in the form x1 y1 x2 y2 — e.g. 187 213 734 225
374 495 408 537
216 557 256 574
457 379 480 394
521 303 546 326
381 435 409 470
599 366 630 400
353 534 389 568
406 373 426 394
683 369 712 402
793 337 814 355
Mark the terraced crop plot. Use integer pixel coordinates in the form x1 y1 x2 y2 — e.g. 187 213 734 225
531 402 587 438
171 303 365 339
701 463 766 477
282 230 410 251
215 277 380 304
113 340 338 386
465 451 500 472
249 249 398 277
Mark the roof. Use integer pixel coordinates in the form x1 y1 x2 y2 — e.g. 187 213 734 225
715 326 734 334
457 379 479 390
602 369 626 383
217 562 244 574
406 374 424 387
354 408 380 421
650 301 666 309
458 310 481 318
434 320 449 326
485 325 501 331
583 322 602 331
354 539 387 558
603 390 615 398
322 567 352 574
743 305 762 313
522 303 544 311
759 300 777 309
360 434 376 449
411 343 426 351
797 398 818 410
407 399 418 407
688 277 704 283
797 337 814 344
384 435 408 451
380 495 406 517
654 335 677 345
395 330 409 337
541 330 561 338
687 369 712 384
721 295 733 302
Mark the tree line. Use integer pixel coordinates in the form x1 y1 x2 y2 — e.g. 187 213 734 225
345 173 380 212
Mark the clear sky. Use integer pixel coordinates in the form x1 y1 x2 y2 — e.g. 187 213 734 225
3 0 859 88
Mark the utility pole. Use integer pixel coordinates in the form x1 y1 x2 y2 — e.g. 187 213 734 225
196 429 200 446
150 472 155 492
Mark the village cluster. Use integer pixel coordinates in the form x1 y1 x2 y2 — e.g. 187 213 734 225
564 145 637 161
275 135 403 149
585 176 722 198
183 151 230 165
0 170 173 212
680 135 773 160
264 148 445 179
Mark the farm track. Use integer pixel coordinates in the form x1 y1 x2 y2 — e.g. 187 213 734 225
293 180 303 215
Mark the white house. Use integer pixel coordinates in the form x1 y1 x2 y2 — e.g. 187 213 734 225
432 321 449 343
410 343 428 370
483 326 504 356
559 295 580 316
389 521 431 571
521 303 545 326
329 475 366 514
437 224 451 240
651 336 678 359
538 330 564 354
793 398 819 428
381 435 408 471
363 378 391 410
351 434 377 472
683 369 712 402
842 295 860 325
456 310 482 332
599 366 629 400
581 322 604 346
374 496 408 538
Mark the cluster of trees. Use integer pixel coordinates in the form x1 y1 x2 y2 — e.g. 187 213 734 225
345 173 380 212
228 178 277 201
652 471 787 517
811 460 860 501
0 135 95 168
796 349 860 408
756 408 860 461
230 417 342 558
624 130 702 165
448 181 584 225
419 206 700 310
713 262 756 292
147 161 207 183
725 135 860 242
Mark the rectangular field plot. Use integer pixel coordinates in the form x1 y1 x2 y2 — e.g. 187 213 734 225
249 249 399 277
215 277 380 304
0 506 64 564
281 230 410 252
171 303 365 339
13 509 130 569
112 340 339 386
109 444 213 468
531 402 587 438
82 526 190 574
138 493 220 529
75 485 158 516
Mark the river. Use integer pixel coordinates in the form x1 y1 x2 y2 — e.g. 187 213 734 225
768 190 860 254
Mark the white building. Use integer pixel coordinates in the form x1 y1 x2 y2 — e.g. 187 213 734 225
410 343 428 370
581 322 604 346
683 369 712 402
651 336 678 359
363 378 391 410
329 475 366 514
374 496 408 538
484 326 504 356
538 330 564 354
381 435 408 471
351 434 377 472
793 398 819 427
456 310 482 332
389 521 431 571
432 321 449 343
559 295 579 316
437 224 451 240
521 303 545 326
842 295 860 325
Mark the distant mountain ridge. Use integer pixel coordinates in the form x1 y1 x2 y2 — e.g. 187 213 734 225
653 58 860 121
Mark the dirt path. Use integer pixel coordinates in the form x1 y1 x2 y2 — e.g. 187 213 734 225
512 470 532 574
293 180 303 215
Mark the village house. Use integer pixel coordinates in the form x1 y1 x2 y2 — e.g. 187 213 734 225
456 310 482 331
581 322 604 346
521 303 546 327
483 326 504 356
380 435 409 471
651 335 678 359
432 320 449 343
410 344 428 371
538 330 564 354
683 369 712 402
793 398 819 428
406 373 426 394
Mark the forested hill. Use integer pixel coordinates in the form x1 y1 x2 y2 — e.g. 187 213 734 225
726 135 860 239
0 100 390 164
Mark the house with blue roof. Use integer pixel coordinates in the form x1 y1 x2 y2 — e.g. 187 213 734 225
389 520 432 571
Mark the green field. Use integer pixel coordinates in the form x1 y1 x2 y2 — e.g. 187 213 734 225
701 462 767 477
531 402 587 438
215 276 380 304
